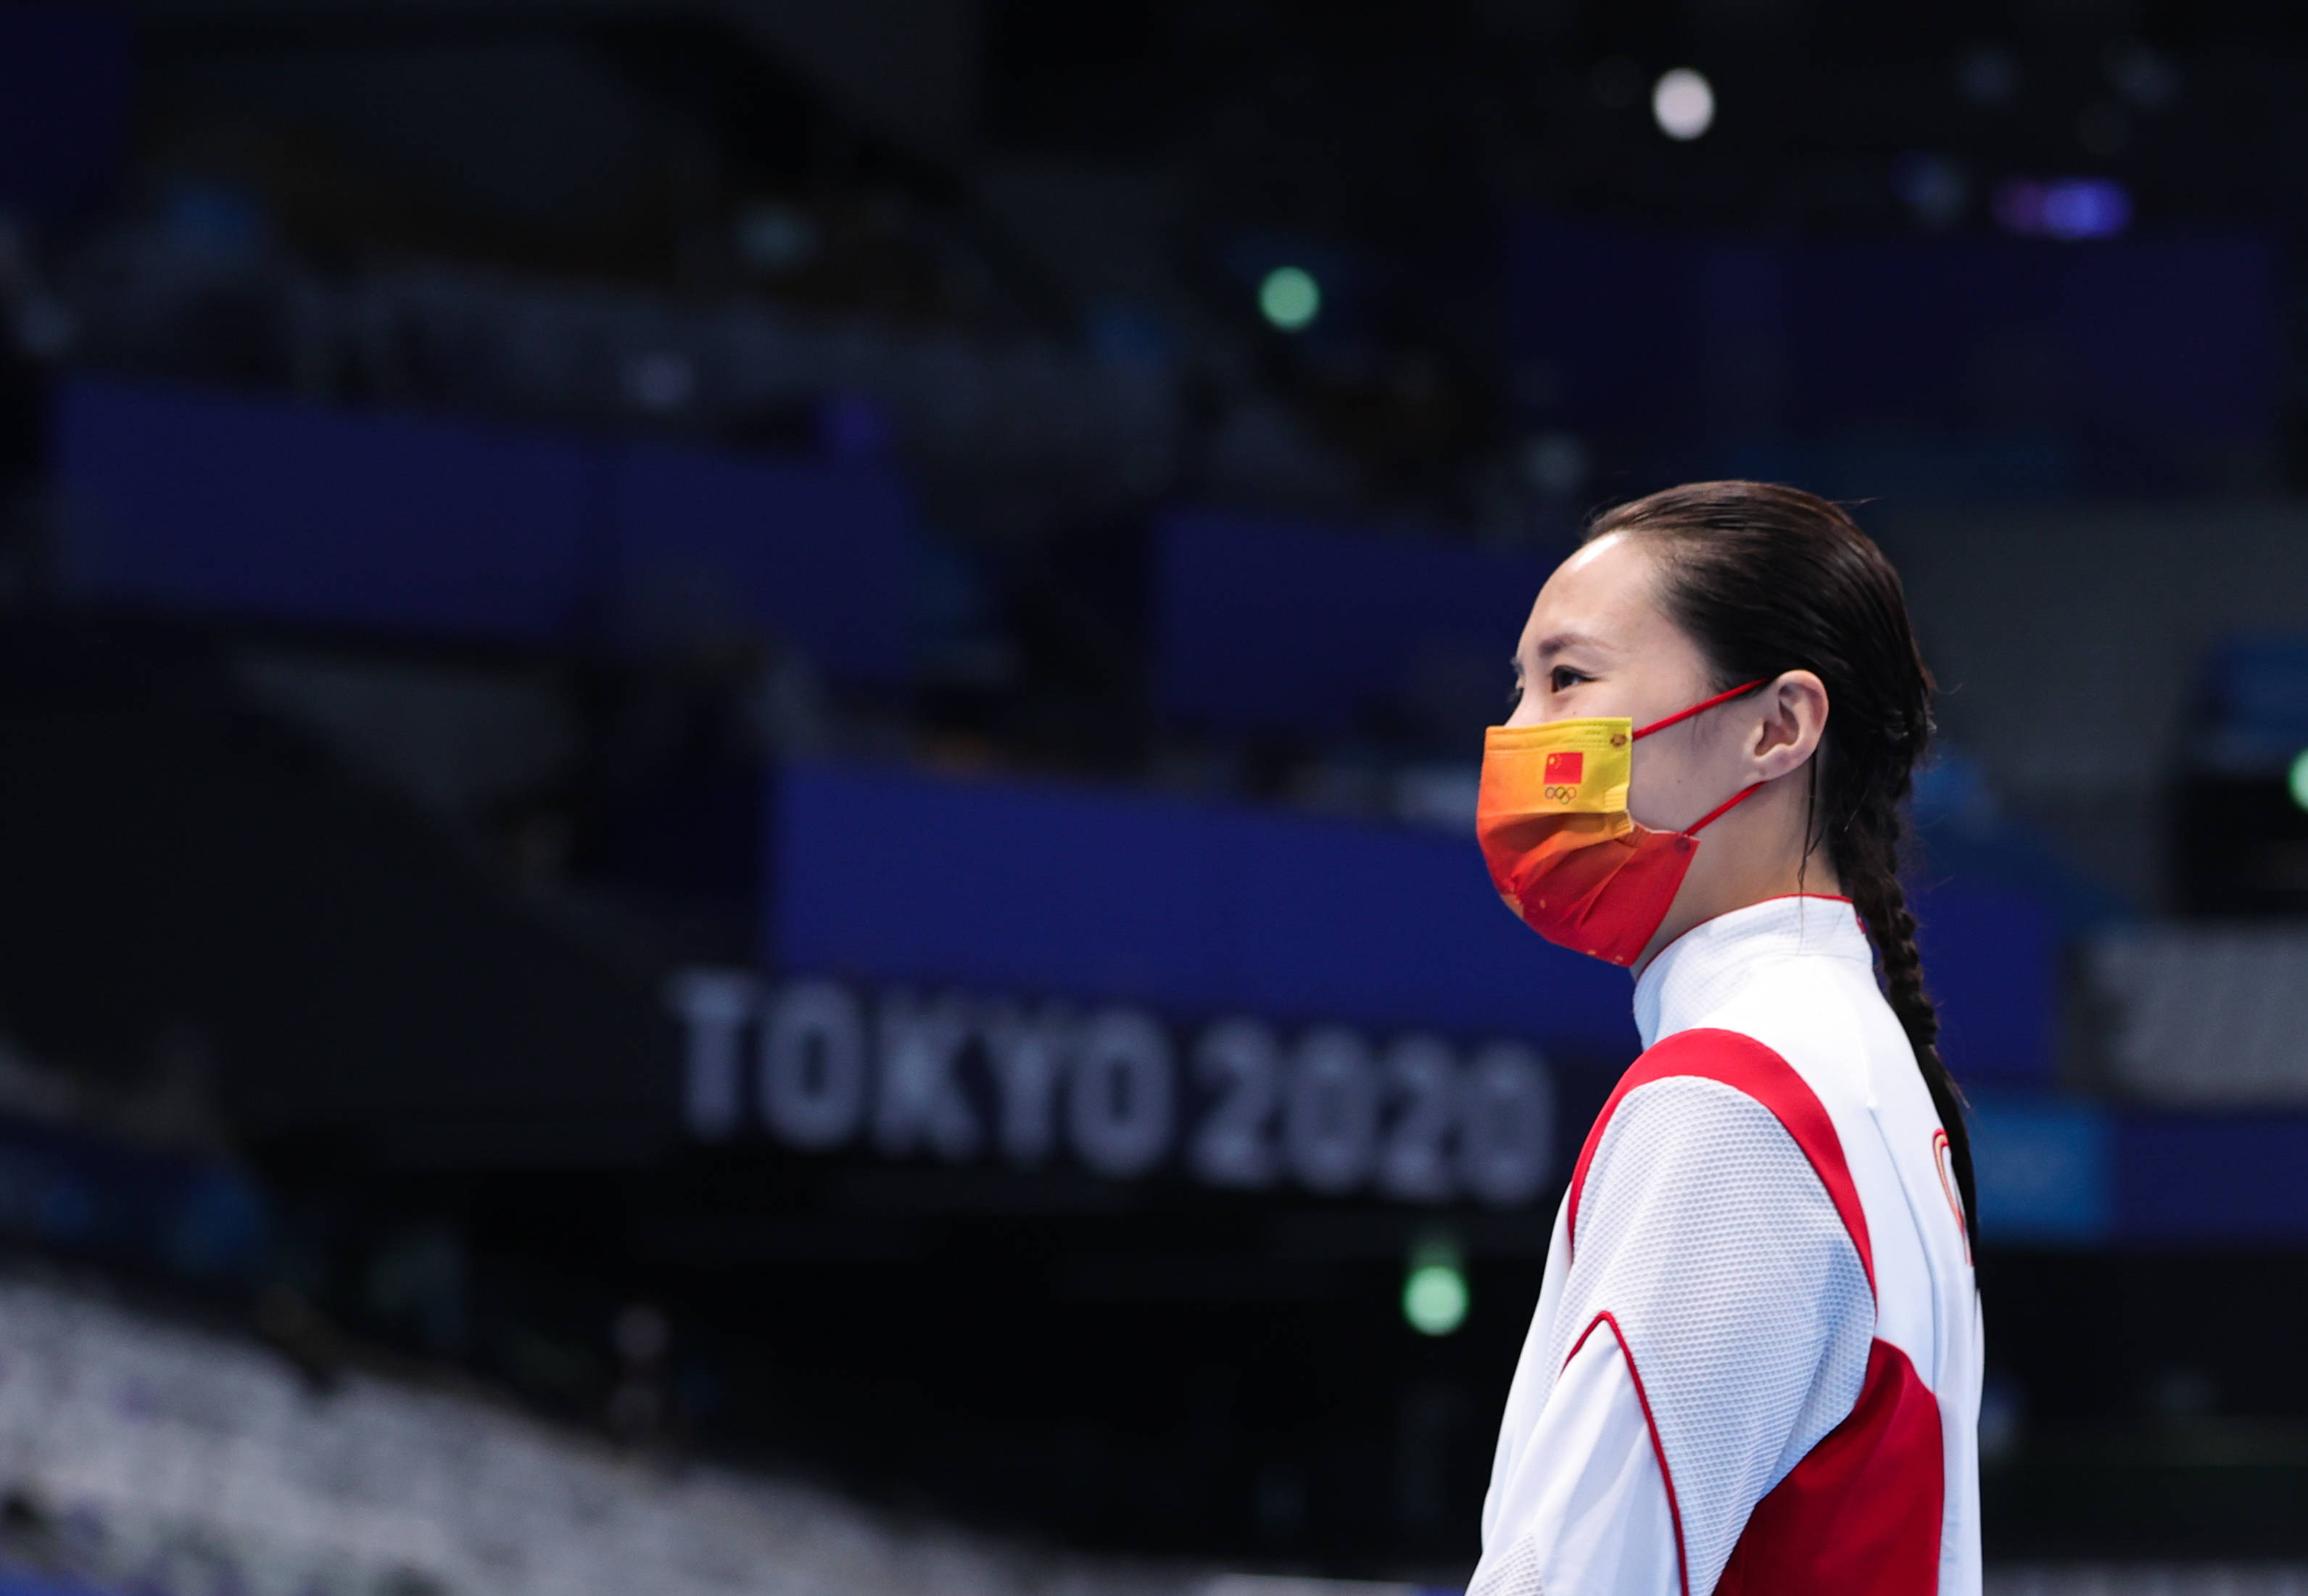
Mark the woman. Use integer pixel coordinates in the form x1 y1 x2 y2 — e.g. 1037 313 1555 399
1469 483 1981 1596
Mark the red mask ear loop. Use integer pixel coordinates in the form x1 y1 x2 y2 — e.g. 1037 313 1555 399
1682 780 1766 837
1629 679 1771 838
1631 679 1769 740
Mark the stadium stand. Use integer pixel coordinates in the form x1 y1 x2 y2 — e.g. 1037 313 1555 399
0 1272 1196 1596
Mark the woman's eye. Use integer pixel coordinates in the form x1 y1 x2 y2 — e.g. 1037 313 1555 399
1549 666 1589 692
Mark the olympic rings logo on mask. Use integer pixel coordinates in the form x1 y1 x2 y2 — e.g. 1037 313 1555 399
1542 783 1580 803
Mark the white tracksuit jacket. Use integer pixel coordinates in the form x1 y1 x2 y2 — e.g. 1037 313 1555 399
1471 896 1983 1596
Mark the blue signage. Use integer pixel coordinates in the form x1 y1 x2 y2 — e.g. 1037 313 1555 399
768 761 1637 1054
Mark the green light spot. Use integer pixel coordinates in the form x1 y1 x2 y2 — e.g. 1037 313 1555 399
1259 266 1321 331
2291 748 2308 813
1402 1263 1468 1336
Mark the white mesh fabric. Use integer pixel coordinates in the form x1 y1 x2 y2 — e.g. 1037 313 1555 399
1468 1533 1546 1596
1548 1075 1874 1596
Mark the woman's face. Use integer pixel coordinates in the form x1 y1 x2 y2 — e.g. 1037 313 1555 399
1506 531 1753 832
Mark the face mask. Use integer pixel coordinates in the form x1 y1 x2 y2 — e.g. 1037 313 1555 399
1476 679 1766 967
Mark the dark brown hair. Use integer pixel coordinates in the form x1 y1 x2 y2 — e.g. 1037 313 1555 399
1587 480 1977 1255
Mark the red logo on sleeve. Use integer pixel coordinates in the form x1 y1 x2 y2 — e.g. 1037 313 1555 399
1544 751 1585 786
1932 1128 1972 1265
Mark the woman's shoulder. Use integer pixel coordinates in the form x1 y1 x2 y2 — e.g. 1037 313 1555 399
1671 952 1896 1113
1573 1025 1874 1264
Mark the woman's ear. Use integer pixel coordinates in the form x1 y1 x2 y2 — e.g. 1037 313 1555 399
1751 670 1829 779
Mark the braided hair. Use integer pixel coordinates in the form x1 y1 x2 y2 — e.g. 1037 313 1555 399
1587 481 1978 1257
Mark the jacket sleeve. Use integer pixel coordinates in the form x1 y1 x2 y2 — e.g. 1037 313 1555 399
1471 1074 1874 1596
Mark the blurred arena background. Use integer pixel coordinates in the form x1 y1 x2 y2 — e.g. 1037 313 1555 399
0 1 2307 1592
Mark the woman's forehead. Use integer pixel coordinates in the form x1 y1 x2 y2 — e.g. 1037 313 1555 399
1523 534 1666 650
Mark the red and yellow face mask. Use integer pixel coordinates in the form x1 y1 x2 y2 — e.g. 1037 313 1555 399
1476 680 1764 967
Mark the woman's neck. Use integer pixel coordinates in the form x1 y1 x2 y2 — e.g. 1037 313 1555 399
1637 774 1841 967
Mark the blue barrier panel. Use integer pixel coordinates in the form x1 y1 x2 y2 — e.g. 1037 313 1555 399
0 5 130 220
1154 509 1555 739
1507 214 2276 463
52 378 593 640
1911 878 2059 1086
608 443 917 682
770 761 1636 1054
1969 1094 2111 1244
2115 1111 2308 1244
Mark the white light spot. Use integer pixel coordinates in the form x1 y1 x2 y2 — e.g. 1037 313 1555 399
1652 68 1715 141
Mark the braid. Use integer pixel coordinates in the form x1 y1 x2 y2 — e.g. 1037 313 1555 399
1838 784 1980 1257
1841 790 1935 1052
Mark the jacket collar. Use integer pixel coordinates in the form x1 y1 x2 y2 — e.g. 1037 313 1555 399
1632 896 1871 1049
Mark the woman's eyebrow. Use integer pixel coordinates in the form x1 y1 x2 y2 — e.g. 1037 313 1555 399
1534 630 1608 660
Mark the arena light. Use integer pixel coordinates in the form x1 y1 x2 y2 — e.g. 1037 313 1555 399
2288 749 2308 814
1991 178 2131 241
1652 68 1715 141
1258 266 1321 332
1402 1233 1468 1336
